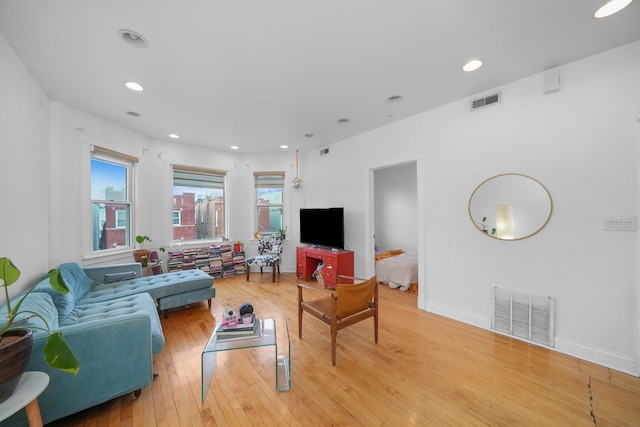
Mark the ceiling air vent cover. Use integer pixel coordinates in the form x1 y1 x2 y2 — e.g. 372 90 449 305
471 91 501 111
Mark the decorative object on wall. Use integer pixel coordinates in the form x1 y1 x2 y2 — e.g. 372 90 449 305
468 173 553 240
292 149 303 190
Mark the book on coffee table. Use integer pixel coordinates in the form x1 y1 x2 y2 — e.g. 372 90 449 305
215 318 261 341
218 314 256 332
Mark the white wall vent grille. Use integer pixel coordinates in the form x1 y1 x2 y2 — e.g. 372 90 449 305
471 92 501 111
492 287 555 348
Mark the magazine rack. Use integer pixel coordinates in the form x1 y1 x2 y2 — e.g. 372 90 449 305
201 318 290 403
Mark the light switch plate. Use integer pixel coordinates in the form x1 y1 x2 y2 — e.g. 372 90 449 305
603 216 637 231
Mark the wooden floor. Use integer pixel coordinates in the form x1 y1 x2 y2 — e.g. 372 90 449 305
49 273 640 426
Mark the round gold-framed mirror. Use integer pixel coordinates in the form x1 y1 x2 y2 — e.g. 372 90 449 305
468 173 553 240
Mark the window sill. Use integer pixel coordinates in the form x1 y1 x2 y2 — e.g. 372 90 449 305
83 248 134 266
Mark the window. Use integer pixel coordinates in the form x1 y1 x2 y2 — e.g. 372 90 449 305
115 210 127 229
255 172 284 234
172 166 226 241
90 146 136 252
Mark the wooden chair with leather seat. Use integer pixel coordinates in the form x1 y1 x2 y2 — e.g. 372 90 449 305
298 275 378 366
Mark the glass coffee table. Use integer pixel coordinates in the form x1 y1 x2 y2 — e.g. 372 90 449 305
201 318 290 403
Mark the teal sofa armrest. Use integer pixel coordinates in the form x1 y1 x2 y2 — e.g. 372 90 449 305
0 314 155 427
83 263 142 284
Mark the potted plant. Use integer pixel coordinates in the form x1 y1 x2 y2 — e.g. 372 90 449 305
0 257 79 403
133 235 152 263
278 226 287 239
478 217 497 235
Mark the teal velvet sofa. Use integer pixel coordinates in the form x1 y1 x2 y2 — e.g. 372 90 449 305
0 261 215 426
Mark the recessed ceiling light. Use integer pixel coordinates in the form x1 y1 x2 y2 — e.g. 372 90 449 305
593 0 634 18
280 145 289 149
387 95 403 103
124 81 144 91
126 111 141 117
337 118 351 124
119 29 149 48
230 145 239 150
462 59 483 72
169 134 180 139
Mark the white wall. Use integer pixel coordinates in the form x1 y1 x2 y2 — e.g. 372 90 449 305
2 25 639 375
0 34 51 297
303 41 640 375
374 162 418 251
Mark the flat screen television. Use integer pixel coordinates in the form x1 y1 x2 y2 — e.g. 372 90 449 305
299 207 344 249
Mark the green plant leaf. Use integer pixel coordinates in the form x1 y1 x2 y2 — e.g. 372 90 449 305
47 269 70 294
44 332 79 375
0 257 21 286
135 235 151 244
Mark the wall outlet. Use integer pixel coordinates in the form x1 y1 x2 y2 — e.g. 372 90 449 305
603 216 637 231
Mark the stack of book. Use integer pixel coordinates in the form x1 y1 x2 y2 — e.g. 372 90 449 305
196 247 210 273
167 250 184 272
182 248 197 269
209 245 223 278
221 246 234 277
233 251 246 276
215 316 261 341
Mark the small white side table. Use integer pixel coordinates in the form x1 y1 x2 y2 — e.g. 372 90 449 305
0 371 50 427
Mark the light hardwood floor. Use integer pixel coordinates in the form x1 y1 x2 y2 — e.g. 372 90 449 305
50 273 640 426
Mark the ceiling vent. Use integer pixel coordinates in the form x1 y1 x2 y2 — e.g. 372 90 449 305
471 91 501 111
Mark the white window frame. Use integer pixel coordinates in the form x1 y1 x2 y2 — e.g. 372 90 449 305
85 145 138 259
115 210 127 229
171 165 228 242
254 172 284 235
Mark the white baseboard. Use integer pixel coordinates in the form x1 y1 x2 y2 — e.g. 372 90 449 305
425 302 491 330
554 338 640 377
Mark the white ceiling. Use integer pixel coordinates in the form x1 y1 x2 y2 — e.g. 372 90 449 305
1 1 639 154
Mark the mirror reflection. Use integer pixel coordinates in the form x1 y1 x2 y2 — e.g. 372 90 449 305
468 173 553 240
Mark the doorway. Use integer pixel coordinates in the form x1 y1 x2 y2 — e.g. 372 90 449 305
369 161 421 300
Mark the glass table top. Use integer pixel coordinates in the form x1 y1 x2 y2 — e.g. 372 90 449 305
201 318 290 403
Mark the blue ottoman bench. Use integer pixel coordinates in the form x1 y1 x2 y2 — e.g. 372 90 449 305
83 263 216 318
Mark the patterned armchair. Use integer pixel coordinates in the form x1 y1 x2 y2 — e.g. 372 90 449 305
245 234 284 282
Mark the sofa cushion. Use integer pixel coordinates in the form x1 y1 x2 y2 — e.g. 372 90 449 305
62 293 165 354
31 262 95 322
0 291 59 332
81 270 213 304
33 276 76 322
58 262 94 301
